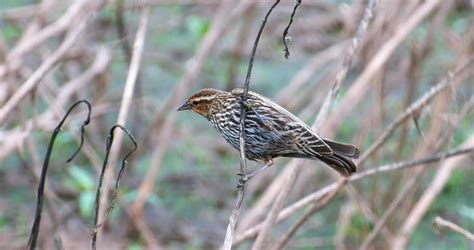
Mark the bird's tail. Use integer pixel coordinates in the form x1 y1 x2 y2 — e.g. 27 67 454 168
316 139 360 177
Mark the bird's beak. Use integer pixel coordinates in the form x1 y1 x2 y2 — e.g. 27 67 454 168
177 103 191 111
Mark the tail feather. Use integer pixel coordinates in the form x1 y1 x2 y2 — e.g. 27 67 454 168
323 139 360 159
315 139 359 177
281 138 359 177
316 152 357 177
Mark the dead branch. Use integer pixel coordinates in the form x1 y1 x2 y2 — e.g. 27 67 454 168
275 178 348 250
392 135 474 249
132 0 249 215
322 0 442 137
358 56 474 165
249 1 377 247
91 125 138 250
225 2 281 249
233 146 474 244
0 1 103 125
28 100 91 249
313 0 377 132
97 6 149 248
433 216 474 241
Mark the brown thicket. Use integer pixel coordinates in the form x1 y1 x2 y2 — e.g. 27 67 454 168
0 0 473 249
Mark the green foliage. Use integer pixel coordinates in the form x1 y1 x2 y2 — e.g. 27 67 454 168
443 169 466 195
98 3 116 21
452 118 474 147
459 205 474 222
346 213 373 238
78 191 96 219
64 166 96 219
186 15 210 41
430 168 472 213
0 214 8 230
1 22 21 42
127 241 144 250
65 166 95 191
446 6 471 33
337 118 359 142
411 167 474 249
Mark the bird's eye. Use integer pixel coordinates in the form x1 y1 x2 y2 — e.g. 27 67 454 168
192 100 198 105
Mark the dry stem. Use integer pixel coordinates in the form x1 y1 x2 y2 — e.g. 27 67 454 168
96 6 150 248
433 216 474 241
233 146 474 244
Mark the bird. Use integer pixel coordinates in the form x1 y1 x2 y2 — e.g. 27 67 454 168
178 88 359 182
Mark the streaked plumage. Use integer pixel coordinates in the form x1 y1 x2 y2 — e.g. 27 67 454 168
178 88 359 177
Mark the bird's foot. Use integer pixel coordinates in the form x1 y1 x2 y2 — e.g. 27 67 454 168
235 160 274 188
236 172 250 188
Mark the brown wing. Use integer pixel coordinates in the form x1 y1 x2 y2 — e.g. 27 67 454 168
231 88 333 156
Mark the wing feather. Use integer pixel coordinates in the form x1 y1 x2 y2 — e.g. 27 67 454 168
231 88 333 156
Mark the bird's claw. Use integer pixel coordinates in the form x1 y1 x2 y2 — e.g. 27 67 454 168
236 181 247 188
236 172 250 188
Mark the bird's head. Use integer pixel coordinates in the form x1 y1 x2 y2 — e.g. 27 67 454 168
177 88 224 118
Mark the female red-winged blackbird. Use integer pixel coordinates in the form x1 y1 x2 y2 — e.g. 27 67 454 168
178 88 359 180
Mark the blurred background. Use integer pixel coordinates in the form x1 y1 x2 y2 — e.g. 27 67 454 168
0 0 473 249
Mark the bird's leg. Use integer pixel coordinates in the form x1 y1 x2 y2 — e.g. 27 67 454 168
237 158 273 188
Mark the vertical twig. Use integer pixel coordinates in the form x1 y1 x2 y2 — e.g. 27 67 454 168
223 1 281 249
114 0 144 137
249 1 377 248
359 93 474 249
91 125 137 250
97 6 149 241
321 0 442 136
357 56 474 165
28 100 91 250
313 0 377 133
282 0 302 59
133 0 241 214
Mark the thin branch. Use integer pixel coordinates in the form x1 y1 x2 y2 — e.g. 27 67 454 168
114 0 145 138
0 3 42 20
133 0 249 215
392 135 474 249
28 100 91 250
249 1 377 248
2 1 91 72
433 216 474 241
313 0 377 132
238 0 280 174
359 171 419 249
114 0 133 62
233 147 474 244
359 97 474 249
322 0 442 135
282 0 302 59
358 56 474 164
0 5 97 125
224 2 281 249
275 43 343 105
91 125 137 250
97 7 149 242
237 0 375 225
275 178 348 250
